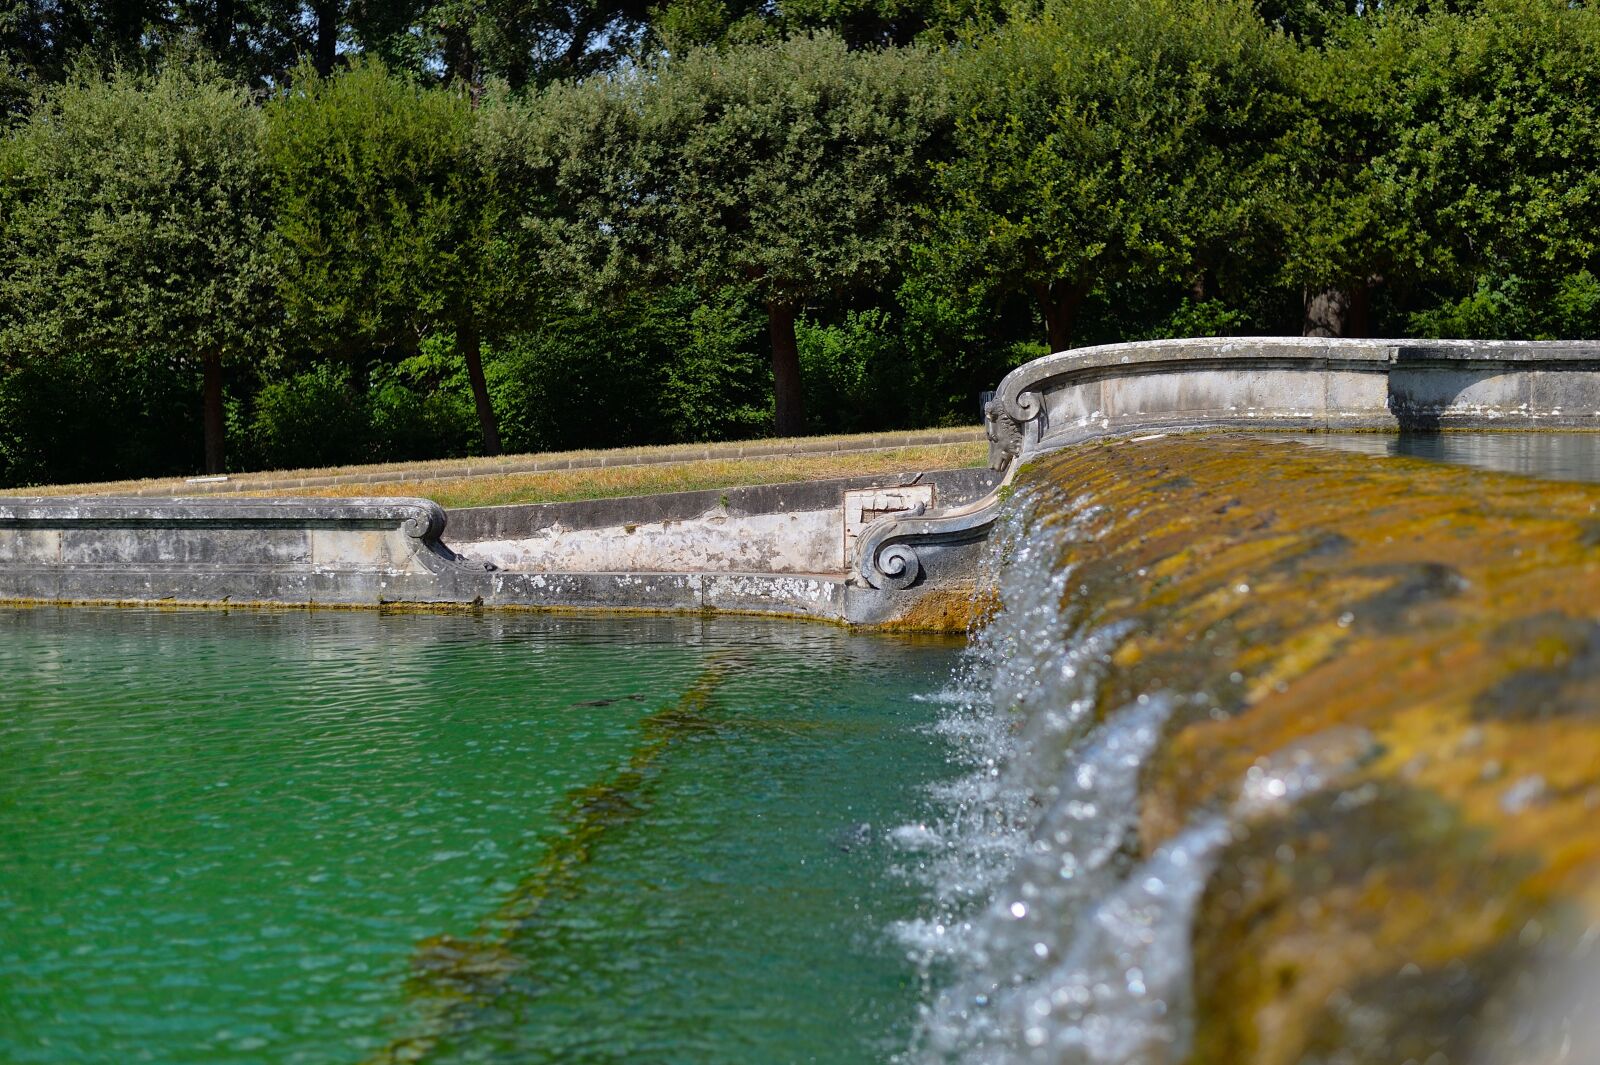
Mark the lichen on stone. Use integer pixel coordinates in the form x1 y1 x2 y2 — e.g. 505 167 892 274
1010 434 1600 1064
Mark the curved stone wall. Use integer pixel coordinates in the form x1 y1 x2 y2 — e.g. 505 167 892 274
10 338 1600 627
990 337 1600 463
856 337 1600 592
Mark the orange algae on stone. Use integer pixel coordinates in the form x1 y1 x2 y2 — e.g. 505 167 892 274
1017 434 1600 1065
875 580 998 634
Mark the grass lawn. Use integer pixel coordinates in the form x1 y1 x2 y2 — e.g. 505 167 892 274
3 428 986 506
1 436 989 509
271 442 988 509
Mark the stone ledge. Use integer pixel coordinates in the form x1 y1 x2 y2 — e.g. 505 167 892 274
0 492 978 628
0 496 447 534
857 337 1600 594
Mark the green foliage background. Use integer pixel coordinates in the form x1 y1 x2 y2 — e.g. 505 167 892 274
2 0 1599 484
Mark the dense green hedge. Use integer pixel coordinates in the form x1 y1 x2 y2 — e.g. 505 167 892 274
2 0 1599 485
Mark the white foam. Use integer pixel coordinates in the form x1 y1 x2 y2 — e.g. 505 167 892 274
896 481 1375 1064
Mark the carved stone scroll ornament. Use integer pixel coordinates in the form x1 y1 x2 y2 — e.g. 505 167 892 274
993 363 1049 427
856 503 927 591
399 500 448 541
854 495 1003 591
856 392 1035 591
984 399 1024 473
864 541 924 591
395 500 499 574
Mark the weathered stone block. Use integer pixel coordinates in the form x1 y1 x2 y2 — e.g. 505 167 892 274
0 529 60 564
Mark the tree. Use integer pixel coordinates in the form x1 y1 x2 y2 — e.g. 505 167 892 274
556 34 947 436
0 0 659 100
926 0 1294 352
1444 0 1600 289
0 1 167 89
0 0 348 90
267 59 536 455
1254 0 1359 44
1276 6 1452 336
1279 0 1600 337
647 0 1007 51
456 0 656 87
0 58 278 473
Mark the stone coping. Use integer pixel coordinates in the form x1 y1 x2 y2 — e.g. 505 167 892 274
989 337 1600 428
860 337 1600 593
0 496 447 536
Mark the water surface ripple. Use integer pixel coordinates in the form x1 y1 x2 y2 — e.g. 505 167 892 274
0 609 961 1064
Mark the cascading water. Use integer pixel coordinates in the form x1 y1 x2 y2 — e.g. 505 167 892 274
895 483 1165 1062
898 434 1600 1065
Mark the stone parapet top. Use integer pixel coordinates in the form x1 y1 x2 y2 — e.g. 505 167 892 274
0 497 447 536
991 337 1600 425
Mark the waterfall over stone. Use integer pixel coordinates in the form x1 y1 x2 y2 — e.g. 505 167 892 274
896 434 1600 1065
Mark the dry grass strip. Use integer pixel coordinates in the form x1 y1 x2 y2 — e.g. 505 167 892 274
3 427 983 502
283 442 987 509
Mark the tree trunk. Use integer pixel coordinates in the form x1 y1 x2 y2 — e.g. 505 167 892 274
202 350 226 475
313 0 339 75
1303 283 1371 338
441 19 476 89
556 17 595 80
460 317 503 456
1032 279 1087 353
768 302 807 438
209 0 234 54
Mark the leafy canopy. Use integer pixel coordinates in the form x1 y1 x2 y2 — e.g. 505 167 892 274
618 32 949 312
926 0 1295 336
0 56 279 369
267 59 514 355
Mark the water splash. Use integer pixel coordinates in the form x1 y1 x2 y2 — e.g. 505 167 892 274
997 728 1380 1065
898 479 1380 1065
894 482 1147 1059
907 692 1178 1061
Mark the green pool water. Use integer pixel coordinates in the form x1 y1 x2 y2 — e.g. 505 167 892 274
0 608 962 1064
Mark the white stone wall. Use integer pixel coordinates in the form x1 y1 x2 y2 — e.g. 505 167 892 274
458 508 848 575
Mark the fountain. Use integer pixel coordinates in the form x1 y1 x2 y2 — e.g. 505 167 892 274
5 336 1600 1062
896 428 1600 1063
